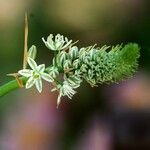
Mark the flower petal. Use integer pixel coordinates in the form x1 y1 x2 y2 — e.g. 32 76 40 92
47 34 53 43
41 73 54 82
61 40 72 50
27 57 37 70
55 41 62 49
47 42 56 50
37 64 45 73
18 69 33 77
35 78 42 93
28 45 37 60
42 37 55 50
26 77 35 89
42 37 47 44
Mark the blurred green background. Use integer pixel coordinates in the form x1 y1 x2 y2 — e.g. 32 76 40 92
0 0 150 150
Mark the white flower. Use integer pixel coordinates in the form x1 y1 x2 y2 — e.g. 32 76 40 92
42 34 72 51
18 58 54 93
60 81 76 99
52 81 76 108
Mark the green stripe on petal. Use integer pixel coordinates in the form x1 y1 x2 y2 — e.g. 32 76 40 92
28 45 37 60
47 42 55 50
42 38 55 50
37 64 45 73
18 69 33 77
28 58 37 70
35 78 42 93
26 77 35 89
41 73 54 82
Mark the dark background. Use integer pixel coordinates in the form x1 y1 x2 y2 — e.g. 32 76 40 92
0 0 150 150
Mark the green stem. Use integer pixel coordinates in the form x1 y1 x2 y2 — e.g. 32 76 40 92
0 77 27 97
0 63 63 98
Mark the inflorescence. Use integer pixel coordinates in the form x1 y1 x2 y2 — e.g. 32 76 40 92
18 34 140 107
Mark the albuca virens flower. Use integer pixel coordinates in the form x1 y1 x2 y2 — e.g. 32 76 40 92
59 81 76 99
42 34 72 51
52 81 76 108
18 58 54 93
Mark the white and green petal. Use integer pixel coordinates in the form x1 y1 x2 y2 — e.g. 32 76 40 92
18 69 33 77
28 45 37 60
41 72 54 82
47 34 54 44
43 37 55 50
35 78 42 93
26 76 36 89
27 58 37 70
37 64 45 73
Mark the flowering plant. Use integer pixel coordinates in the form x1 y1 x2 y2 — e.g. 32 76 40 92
0 14 140 108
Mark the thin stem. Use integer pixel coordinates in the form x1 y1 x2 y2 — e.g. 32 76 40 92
0 77 27 97
23 13 28 69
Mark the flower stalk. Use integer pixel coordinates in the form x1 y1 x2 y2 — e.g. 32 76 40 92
0 77 27 97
